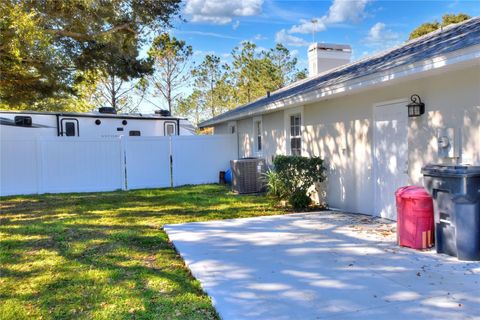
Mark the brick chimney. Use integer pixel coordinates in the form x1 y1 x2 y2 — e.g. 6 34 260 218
308 43 352 77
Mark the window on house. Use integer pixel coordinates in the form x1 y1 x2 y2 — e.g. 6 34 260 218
254 119 262 152
290 114 301 155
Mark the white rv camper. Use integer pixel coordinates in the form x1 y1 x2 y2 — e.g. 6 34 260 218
0 107 195 139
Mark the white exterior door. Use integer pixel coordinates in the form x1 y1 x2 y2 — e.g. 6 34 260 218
373 101 409 220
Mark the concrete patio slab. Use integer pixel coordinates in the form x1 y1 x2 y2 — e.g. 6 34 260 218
164 212 480 320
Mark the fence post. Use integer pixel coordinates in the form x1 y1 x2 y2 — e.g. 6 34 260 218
36 136 44 195
169 136 173 187
120 136 128 191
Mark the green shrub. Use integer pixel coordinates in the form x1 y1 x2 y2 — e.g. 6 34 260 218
263 169 287 199
271 155 326 210
288 190 312 209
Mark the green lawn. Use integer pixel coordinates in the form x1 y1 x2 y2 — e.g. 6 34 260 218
0 185 285 320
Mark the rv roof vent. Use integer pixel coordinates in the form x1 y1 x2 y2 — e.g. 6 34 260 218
154 109 171 117
98 107 117 114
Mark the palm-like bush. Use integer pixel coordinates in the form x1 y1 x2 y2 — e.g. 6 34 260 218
263 170 287 199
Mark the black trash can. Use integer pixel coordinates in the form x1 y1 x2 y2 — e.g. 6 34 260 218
422 164 480 261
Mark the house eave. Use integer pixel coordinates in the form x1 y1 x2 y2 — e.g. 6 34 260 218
199 44 480 128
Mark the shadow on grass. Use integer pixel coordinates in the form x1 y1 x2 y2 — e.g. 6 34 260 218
0 184 284 319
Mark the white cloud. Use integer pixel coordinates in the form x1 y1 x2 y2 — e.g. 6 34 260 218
289 18 326 34
232 20 240 30
324 0 371 24
275 29 309 47
174 30 240 40
253 34 267 41
184 0 264 24
365 22 401 47
193 50 216 57
288 0 371 35
254 46 268 53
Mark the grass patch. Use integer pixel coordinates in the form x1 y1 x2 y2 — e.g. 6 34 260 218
0 184 285 319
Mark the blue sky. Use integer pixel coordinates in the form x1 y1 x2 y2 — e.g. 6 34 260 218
139 0 480 113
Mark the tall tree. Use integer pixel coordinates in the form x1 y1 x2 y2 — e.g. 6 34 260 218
231 41 286 104
148 34 193 113
294 69 308 82
181 43 302 126
192 55 224 117
268 44 300 87
409 13 471 40
0 0 181 109
176 89 204 126
91 74 147 113
0 2 70 109
231 42 261 104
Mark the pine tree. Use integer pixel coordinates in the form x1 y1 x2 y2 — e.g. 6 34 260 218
409 13 471 40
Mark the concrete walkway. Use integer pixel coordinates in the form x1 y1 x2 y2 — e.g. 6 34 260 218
165 212 480 320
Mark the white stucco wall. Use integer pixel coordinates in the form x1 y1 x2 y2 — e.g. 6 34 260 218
261 111 286 164
213 122 229 134
213 65 480 216
237 118 253 158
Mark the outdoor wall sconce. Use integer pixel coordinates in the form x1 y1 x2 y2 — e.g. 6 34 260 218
407 94 425 117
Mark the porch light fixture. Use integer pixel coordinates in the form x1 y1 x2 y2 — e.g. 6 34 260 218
407 94 425 117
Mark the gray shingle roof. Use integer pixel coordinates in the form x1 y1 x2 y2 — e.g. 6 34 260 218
200 17 480 128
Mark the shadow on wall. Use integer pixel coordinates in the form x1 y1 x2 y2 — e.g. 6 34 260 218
303 118 372 214
463 106 480 165
409 106 480 185
241 132 251 158
262 126 286 166
237 101 479 212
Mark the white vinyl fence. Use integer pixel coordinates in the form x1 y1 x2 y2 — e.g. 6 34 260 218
125 137 171 190
0 134 237 196
172 135 237 187
39 138 125 194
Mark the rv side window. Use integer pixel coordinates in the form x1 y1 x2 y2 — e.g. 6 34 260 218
165 123 175 136
65 122 76 136
129 130 141 136
14 116 32 127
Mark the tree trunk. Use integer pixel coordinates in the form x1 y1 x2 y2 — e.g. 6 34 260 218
167 81 172 113
111 75 117 111
210 78 214 117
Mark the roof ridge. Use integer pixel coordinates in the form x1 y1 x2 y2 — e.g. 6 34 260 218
200 16 480 127
236 17 480 111
300 16 479 85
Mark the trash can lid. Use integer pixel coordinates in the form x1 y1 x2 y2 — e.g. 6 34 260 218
400 186 432 200
421 164 480 178
395 186 418 197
